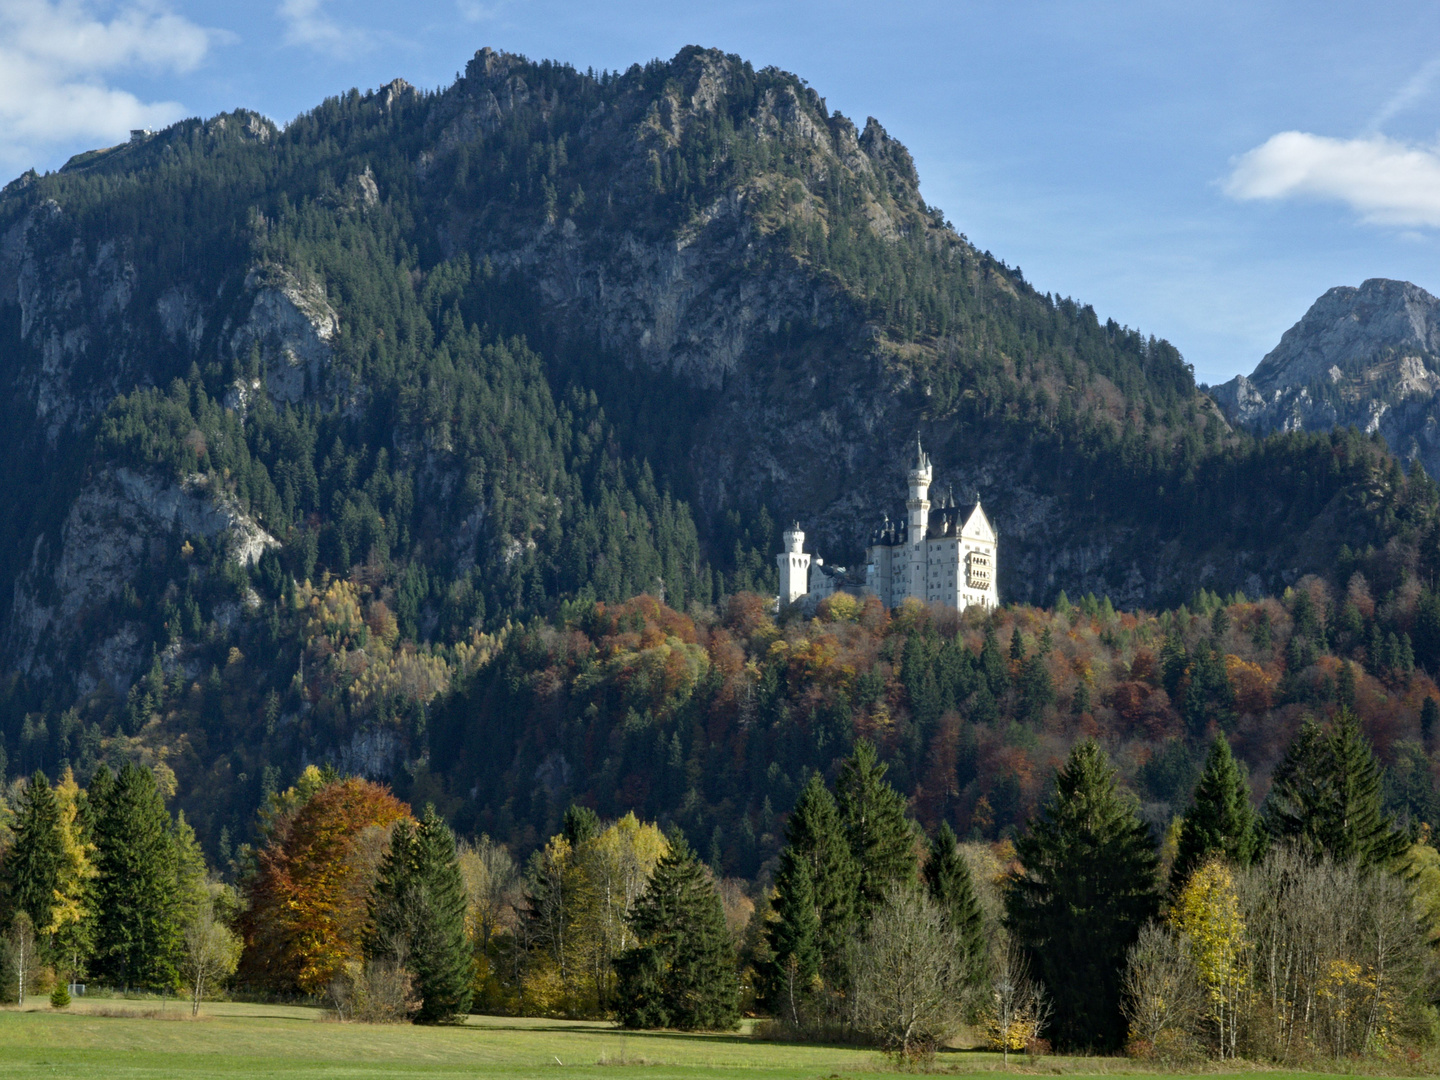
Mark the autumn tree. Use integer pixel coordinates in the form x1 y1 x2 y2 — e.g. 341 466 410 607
180 888 242 1016
1006 739 1160 1050
1170 860 1246 1058
241 771 411 994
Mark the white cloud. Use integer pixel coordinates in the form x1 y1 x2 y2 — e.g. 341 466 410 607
1223 131 1440 228
278 0 367 57
1369 53 1440 131
456 0 509 21
0 0 213 176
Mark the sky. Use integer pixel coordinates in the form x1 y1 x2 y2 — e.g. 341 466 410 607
3 1 1439 385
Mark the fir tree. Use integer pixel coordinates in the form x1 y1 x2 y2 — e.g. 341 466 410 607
835 741 915 920
1422 696 1438 750
614 831 739 1030
922 822 986 988
782 773 855 972
763 849 819 1023
0 772 64 937
91 763 182 990
1170 736 1260 890
562 804 601 847
367 807 474 1023
1005 739 1160 1050
1263 709 1408 868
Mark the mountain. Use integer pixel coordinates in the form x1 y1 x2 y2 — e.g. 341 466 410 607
1210 279 1440 476
1 46 1438 858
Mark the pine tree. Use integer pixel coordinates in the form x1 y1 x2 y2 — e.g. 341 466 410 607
367 807 474 1023
1263 709 1407 868
1 772 64 937
922 822 987 987
1170 736 1260 890
411 808 473 1022
1005 739 1160 1050
836 742 915 920
782 773 855 972
91 763 182 990
763 849 819 1023
614 831 739 1030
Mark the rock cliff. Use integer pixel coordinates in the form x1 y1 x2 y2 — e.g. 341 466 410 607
1211 279 1440 476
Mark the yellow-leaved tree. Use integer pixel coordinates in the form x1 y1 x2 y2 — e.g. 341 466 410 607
49 768 98 983
1170 859 1247 1058
572 813 669 1010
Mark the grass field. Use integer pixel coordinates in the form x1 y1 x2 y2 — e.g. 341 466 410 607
0 999 1419 1079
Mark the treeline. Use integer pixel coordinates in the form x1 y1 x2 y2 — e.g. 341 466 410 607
2 718 1437 1065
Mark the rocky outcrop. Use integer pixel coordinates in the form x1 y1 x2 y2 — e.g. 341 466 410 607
9 467 277 693
1211 279 1440 477
228 266 339 404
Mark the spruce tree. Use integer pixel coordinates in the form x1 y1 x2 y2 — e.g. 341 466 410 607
835 741 915 920
1005 739 1160 1050
367 808 474 1023
412 808 473 1022
91 763 182 990
614 832 739 1030
1263 709 1407 868
763 849 819 1023
922 822 987 988
1 772 64 936
782 773 855 972
1170 736 1260 890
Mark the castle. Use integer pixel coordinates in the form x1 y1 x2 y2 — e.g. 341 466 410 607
777 439 999 613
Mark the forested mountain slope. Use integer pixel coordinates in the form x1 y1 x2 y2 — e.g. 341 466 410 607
1 46 1438 860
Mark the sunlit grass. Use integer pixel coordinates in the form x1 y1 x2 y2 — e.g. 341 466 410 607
0 999 1431 1079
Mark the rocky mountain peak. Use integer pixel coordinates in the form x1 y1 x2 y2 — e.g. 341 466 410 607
1249 278 1440 392
1210 278 1440 477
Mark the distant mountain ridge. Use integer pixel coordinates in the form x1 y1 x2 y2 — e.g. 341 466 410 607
1211 278 1440 476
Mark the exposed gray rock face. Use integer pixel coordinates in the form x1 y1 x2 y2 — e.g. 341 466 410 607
1211 279 1440 477
9 466 277 692
229 266 339 404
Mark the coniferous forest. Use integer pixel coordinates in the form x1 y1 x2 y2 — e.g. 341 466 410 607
1 44 1439 1061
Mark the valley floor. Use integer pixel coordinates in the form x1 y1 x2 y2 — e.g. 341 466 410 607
0 1000 1423 1079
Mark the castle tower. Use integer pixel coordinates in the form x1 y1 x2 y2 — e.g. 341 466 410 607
777 522 811 605
905 438 932 602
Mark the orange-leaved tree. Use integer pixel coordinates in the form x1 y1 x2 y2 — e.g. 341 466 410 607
241 768 411 994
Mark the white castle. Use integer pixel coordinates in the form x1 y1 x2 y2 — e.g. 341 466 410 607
778 439 999 613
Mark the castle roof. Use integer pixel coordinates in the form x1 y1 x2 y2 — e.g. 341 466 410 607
868 501 986 546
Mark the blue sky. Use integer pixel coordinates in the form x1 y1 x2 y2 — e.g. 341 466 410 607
3 0 1438 384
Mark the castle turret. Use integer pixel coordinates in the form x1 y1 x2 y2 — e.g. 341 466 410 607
777 522 811 605
906 437 932 537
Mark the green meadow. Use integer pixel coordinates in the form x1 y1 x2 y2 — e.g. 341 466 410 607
0 1000 1424 1080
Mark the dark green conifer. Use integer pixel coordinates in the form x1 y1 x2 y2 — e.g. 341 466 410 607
1 772 64 935
763 849 819 1023
562 803 600 847
614 832 739 1030
782 773 856 970
91 763 182 990
835 741 915 920
1170 736 1260 890
1006 739 1159 1050
923 823 987 987
1422 696 1439 749
1264 710 1407 867
367 807 473 1023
